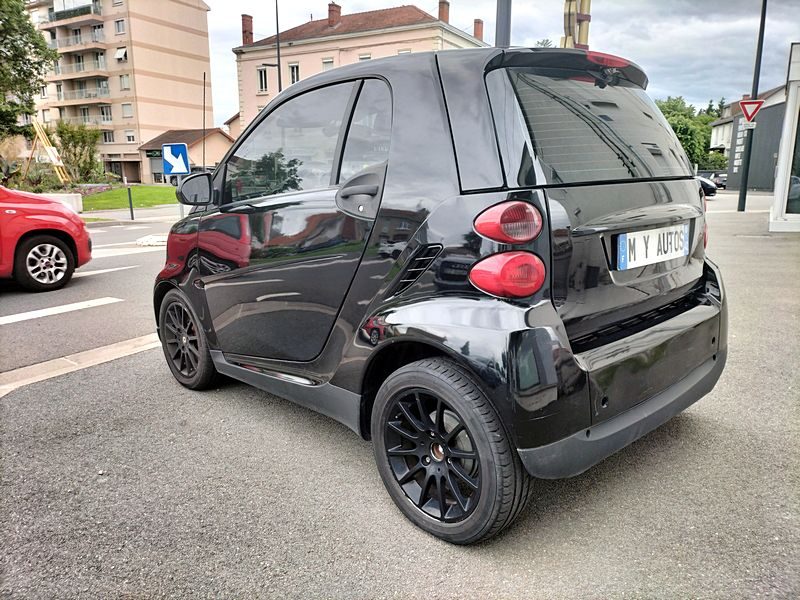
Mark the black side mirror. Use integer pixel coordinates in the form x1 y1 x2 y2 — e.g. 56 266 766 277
177 172 213 206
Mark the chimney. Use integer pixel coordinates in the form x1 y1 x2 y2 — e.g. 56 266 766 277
328 2 342 27
473 18 483 41
742 94 751 100
438 0 449 24
241 14 253 46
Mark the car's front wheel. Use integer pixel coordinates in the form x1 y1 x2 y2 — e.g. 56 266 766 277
371 358 532 544
14 235 75 292
159 289 219 390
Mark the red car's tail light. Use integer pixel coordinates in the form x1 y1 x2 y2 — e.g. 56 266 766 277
474 201 543 244
468 251 546 298
586 51 631 69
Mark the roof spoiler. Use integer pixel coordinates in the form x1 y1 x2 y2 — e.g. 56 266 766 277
487 48 648 89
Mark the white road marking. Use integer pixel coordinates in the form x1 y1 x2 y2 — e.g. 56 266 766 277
135 234 167 247
0 333 160 398
110 225 126 228
94 241 142 248
92 246 164 258
707 209 770 214
74 265 140 278
0 297 123 326
89 228 108 233
126 225 150 230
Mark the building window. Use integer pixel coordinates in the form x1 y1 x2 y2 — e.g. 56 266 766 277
257 66 268 93
289 63 300 84
114 20 125 34
100 105 112 122
79 106 91 123
40 86 47 98
398 49 411 54
119 74 130 90
74 54 84 71
322 58 334 71
121 103 133 118
56 83 63 100
115 47 127 62
125 129 135 143
359 54 371 61
103 131 115 143
92 24 104 42
42 109 50 123
71 28 81 43
113 0 123 5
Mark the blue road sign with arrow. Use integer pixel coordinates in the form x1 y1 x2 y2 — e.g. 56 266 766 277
162 143 190 176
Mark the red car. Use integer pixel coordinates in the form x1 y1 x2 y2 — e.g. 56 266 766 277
0 186 92 292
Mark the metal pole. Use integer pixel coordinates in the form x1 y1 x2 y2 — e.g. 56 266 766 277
127 185 134 221
737 0 768 212
275 0 282 92
495 0 511 48
202 71 206 171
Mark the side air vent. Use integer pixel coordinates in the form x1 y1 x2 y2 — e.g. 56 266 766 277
391 244 443 296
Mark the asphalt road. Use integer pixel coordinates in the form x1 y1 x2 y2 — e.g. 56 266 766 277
0 222 171 372
1 204 798 598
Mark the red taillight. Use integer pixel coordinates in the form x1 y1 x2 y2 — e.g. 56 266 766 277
469 251 546 298
474 201 543 244
586 51 630 69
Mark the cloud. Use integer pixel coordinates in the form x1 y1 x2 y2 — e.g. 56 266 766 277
204 1 798 125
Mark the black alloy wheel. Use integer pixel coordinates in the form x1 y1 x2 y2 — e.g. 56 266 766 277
384 389 480 522
158 289 219 390
163 301 201 378
372 358 532 544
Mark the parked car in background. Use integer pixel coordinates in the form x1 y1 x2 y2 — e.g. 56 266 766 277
0 186 91 291
154 48 727 544
697 176 718 197
711 172 727 189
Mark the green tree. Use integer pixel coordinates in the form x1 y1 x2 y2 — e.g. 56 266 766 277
0 0 58 139
655 96 696 120
664 114 705 166
53 121 101 181
535 38 554 48
717 97 726 116
700 152 728 171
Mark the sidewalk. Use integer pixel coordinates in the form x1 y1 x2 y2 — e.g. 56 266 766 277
82 203 186 226
707 189 773 213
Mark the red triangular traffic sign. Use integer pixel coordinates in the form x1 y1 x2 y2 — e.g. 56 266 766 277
739 99 764 122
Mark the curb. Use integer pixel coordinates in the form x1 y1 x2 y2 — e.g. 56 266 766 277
84 220 132 228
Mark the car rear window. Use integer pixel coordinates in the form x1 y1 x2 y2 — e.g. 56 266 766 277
486 68 693 187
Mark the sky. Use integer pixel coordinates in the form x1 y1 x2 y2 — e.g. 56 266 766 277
203 0 799 126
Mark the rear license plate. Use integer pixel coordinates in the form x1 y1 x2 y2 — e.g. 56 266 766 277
617 223 689 270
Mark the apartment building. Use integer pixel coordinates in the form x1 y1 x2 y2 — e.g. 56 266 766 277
26 0 214 182
232 1 486 130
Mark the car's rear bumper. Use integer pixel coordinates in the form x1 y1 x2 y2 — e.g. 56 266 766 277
512 259 726 478
517 348 726 479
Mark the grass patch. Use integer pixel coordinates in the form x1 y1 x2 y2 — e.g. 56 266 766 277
81 217 112 223
82 185 177 211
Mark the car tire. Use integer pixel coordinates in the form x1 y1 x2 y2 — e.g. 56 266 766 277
371 357 532 544
369 329 380 346
159 289 219 390
13 234 75 292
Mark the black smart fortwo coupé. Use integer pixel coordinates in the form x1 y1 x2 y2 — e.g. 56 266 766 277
154 48 727 544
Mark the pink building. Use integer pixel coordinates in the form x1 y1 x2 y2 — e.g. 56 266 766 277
231 1 486 132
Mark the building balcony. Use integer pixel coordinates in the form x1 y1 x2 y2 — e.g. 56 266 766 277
48 32 106 53
57 116 114 130
47 60 108 81
49 88 111 106
40 3 103 29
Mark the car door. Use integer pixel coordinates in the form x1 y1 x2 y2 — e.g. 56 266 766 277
198 79 392 362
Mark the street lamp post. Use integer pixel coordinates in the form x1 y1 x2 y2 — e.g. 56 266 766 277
737 0 768 212
275 0 282 92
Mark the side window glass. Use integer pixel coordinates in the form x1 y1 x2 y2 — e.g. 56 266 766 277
224 82 354 203
339 80 392 182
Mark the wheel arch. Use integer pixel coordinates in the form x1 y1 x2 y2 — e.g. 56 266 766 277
153 280 178 328
14 229 78 270
358 337 502 440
